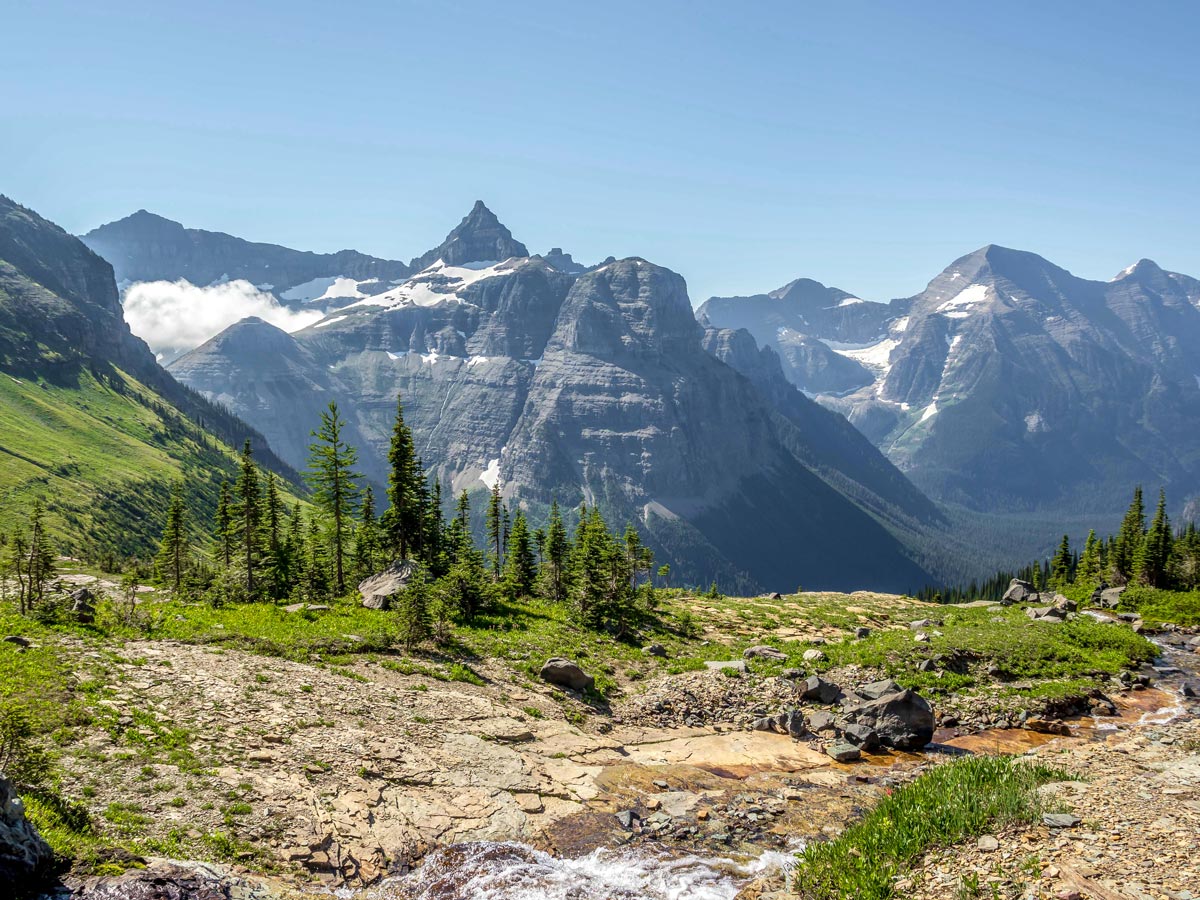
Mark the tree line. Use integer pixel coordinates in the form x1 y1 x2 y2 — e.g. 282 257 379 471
919 486 1200 603
151 397 660 642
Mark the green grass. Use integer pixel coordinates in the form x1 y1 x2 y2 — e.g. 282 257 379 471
1118 586 1200 627
792 756 1069 900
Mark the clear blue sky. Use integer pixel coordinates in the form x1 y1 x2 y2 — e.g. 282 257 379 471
4 0 1198 302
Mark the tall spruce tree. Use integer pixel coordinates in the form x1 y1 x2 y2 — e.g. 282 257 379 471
233 441 264 599
306 401 362 595
486 484 504 582
1137 489 1173 587
503 509 537 598
354 485 382 580
383 396 421 559
215 481 233 571
154 483 189 594
1049 534 1072 590
261 473 287 600
1075 530 1102 589
1114 486 1146 581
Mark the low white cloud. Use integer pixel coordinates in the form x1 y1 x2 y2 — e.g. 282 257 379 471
123 279 324 359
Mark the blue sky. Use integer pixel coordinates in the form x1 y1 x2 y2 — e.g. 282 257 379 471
4 0 1198 302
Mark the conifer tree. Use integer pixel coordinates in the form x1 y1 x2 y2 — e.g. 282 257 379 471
486 484 504 582
354 485 382 580
305 401 362 595
1075 530 1102 589
1137 489 1173 587
215 481 233 571
261 473 287 600
1113 486 1146 581
1049 534 1072 590
154 483 189 594
396 571 431 651
503 509 537 598
21 501 55 612
382 396 421 559
233 441 263 598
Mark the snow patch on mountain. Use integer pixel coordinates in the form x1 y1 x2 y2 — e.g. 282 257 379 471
344 259 513 311
825 336 900 375
936 283 990 318
281 275 375 303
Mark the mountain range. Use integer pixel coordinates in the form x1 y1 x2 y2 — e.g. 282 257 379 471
700 246 1200 524
0 195 297 559
144 203 939 592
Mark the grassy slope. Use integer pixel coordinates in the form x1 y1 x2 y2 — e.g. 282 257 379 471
0 367 287 558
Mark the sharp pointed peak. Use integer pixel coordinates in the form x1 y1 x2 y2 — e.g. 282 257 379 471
409 202 529 271
1111 258 1163 281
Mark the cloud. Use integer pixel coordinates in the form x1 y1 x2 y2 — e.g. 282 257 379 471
123 279 324 359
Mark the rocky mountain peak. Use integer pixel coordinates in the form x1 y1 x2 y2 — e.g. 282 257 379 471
408 201 530 272
1112 258 1165 283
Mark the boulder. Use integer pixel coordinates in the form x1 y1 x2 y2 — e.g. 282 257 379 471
801 675 843 704
705 660 746 674
845 688 935 750
743 645 787 661
853 627 872 639
70 587 95 624
358 560 415 610
825 741 861 762
2 636 30 648
807 710 836 732
767 592 783 600
858 678 904 700
642 643 667 658
777 707 806 738
1051 594 1077 613
840 722 879 750
1097 586 1125 610
539 658 594 693
909 619 934 631
0 775 53 891
801 649 825 663
1001 578 1035 606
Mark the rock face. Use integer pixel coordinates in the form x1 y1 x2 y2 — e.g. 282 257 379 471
539 658 594 693
0 774 53 891
358 560 414 610
844 688 935 750
701 246 1200 528
80 209 411 305
170 205 936 592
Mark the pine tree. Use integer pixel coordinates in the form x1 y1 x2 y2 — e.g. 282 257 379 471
261 473 287 600
1075 530 1102 590
503 509 537 598
154 483 189 594
215 481 233 571
233 441 264 599
23 500 55 610
542 500 569 603
382 396 421 559
396 571 431 651
1114 486 1146 581
305 401 362 595
1049 534 1072 590
486 484 504 582
1137 489 1173 587
354 485 382 581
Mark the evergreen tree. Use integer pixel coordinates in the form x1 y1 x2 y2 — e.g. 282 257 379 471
1113 486 1146 581
503 509 537 598
541 500 569 603
300 514 328 602
486 484 504 581
1137 489 1173 587
1049 534 1072 590
215 481 234 571
233 441 263 599
261 473 288 600
1075 530 1102 589
382 396 421 559
396 570 431 651
154 483 189 594
354 485 383 581
305 401 362 595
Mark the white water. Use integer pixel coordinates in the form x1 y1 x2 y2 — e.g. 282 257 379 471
367 840 800 900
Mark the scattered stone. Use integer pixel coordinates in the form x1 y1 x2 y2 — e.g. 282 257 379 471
840 722 879 750
825 741 861 763
1025 718 1072 735
801 649 825 663
977 834 999 852
282 602 306 613
704 660 746 674
539 658 594 693
642 643 667 658
2 635 30 648
853 627 872 639
767 592 783 600
69 587 95 624
909 619 934 631
1043 812 1082 828
844 688 935 750
801 675 843 704
743 645 787 661
807 710 836 733
916 659 937 672
858 679 903 700
358 560 414 610
615 810 637 828
1002 578 1035 605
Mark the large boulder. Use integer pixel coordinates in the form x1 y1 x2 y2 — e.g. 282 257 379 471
845 688 935 750
358 560 414 610
539 658 594 693
801 675 844 704
70 587 95 624
1001 579 1035 606
743 645 787 661
1 775 53 892
1097 586 1126 610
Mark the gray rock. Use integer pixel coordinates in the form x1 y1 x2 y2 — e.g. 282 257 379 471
977 835 999 852
909 619 934 631
642 643 667 658
845 688 935 750
1181 681 1199 698
807 710 837 732
1002 579 1035 606
840 722 879 749
778 707 806 738
358 560 415 610
825 741 861 763
0 775 53 891
539 657 594 693
1098 586 1126 610
70 587 96 624
615 809 637 828
801 648 825 663
801 675 843 704
916 659 937 672
858 678 904 700
853 627 872 639
705 660 746 674
2 635 30 648
1042 812 1081 828
743 645 787 661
